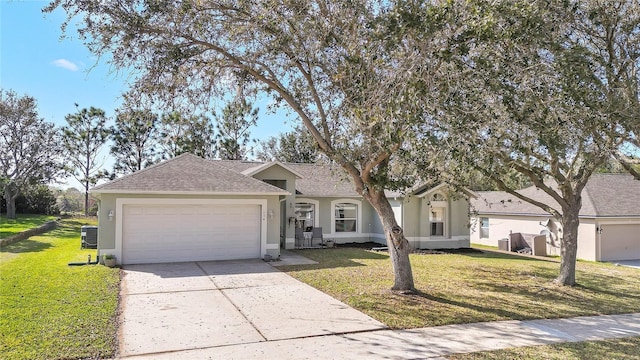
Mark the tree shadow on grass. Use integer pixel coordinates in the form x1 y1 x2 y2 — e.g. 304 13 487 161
403 288 529 321
574 271 640 301
461 250 553 262
1 239 53 254
281 248 389 272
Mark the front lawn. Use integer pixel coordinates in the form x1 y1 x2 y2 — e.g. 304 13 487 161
281 248 640 329
0 214 57 238
448 336 640 359
0 218 120 360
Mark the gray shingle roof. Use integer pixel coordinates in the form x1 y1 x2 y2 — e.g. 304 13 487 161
92 154 409 198
218 160 365 197
471 173 640 217
91 153 288 195
285 163 360 197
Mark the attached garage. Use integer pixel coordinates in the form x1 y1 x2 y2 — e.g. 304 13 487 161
600 224 640 262
121 203 262 264
90 152 289 265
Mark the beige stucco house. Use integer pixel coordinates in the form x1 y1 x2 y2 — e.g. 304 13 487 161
91 153 471 265
470 174 640 262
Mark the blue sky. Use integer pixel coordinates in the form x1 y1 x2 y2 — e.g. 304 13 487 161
1 1 293 188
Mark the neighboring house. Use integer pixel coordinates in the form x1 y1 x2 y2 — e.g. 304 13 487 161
91 153 471 265
470 174 640 262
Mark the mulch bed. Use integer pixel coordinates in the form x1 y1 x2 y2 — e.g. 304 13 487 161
336 241 483 255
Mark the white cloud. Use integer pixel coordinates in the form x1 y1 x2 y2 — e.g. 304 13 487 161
51 59 79 72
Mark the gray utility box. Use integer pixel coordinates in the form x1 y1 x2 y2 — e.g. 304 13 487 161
81 226 98 249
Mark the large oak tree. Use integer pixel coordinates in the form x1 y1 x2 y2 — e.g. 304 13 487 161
47 0 453 291
430 0 639 285
0 89 62 219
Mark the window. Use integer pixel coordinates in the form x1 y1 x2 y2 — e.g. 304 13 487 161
430 208 445 236
295 202 315 230
334 202 358 232
480 217 489 238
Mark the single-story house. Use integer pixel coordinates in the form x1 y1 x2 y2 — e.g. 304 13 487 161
91 153 471 265
470 173 640 261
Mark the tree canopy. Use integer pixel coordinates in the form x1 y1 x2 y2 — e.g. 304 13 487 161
157 111 215 159
47 0 457 291
257 124 322 163
62 105 110 215
214 96 258 160
110 108 158 176
428 0 640 285
0 89 62 219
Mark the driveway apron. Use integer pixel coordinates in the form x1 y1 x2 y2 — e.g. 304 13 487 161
118 260 385 358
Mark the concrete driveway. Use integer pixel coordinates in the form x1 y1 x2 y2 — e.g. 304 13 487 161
118 260 385 358
612 259 640 269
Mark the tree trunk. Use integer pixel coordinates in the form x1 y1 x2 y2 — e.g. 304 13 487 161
4 187 18 219
84 180 89 217
365 189 415 292
556 208 580 286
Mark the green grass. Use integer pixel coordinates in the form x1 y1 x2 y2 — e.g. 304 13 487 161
448 336 640 359
0 218 120 360
471 243 499 251
0 213 57 238
280 248 640 329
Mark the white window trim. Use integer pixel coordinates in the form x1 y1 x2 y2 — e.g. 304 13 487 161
295 198 320 229
429 201 448 238
331 198 362 235
114 198 268 264
480 217 490 239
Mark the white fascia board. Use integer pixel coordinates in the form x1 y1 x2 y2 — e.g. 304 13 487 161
242 161 304 179
89 189 290 196
414 183 477 199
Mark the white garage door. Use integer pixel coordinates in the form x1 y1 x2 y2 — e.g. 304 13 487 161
122 203 261 264
600 224 640 261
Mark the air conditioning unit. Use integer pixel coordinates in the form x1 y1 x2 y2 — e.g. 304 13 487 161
81 226 98 249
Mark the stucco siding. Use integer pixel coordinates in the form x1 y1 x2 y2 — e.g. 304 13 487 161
470 215 551 246
402 196 421 238
470 215 601 261
250 166 297 246
450 198 470 237
302 196 385 244
576 221 597 261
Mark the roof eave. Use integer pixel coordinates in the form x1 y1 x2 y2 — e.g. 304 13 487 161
89 189 290 196
242 161 304 179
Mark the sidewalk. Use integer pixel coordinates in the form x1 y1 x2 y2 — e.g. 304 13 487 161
121 312 640 359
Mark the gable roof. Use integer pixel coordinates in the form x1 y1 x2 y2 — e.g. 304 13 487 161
91 154 438 198
413 182 478 199
91 153 289 195
241 161 304 179
471 173 640 218
217 160 368 197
